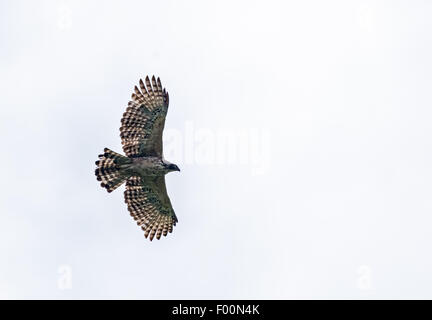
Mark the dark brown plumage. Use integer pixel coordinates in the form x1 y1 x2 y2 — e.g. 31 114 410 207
95 76 179 240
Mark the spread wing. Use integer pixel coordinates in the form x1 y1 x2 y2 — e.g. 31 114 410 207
120 76 169 157
124 176 178 240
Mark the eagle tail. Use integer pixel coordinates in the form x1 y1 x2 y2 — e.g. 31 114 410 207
95 148 132 193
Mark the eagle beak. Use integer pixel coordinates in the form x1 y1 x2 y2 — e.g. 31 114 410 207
169 164 180 172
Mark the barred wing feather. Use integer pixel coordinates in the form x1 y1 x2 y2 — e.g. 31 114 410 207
120 76 169 157
124 176 178 240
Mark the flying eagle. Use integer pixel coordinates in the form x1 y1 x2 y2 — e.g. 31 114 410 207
95 76 180 241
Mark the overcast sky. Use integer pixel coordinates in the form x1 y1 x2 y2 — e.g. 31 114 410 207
1 0 432 299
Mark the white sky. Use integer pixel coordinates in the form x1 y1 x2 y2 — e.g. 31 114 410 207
1 0 432 299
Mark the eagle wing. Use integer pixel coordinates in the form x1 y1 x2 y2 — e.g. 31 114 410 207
124 175 178 240
120 76 169 157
